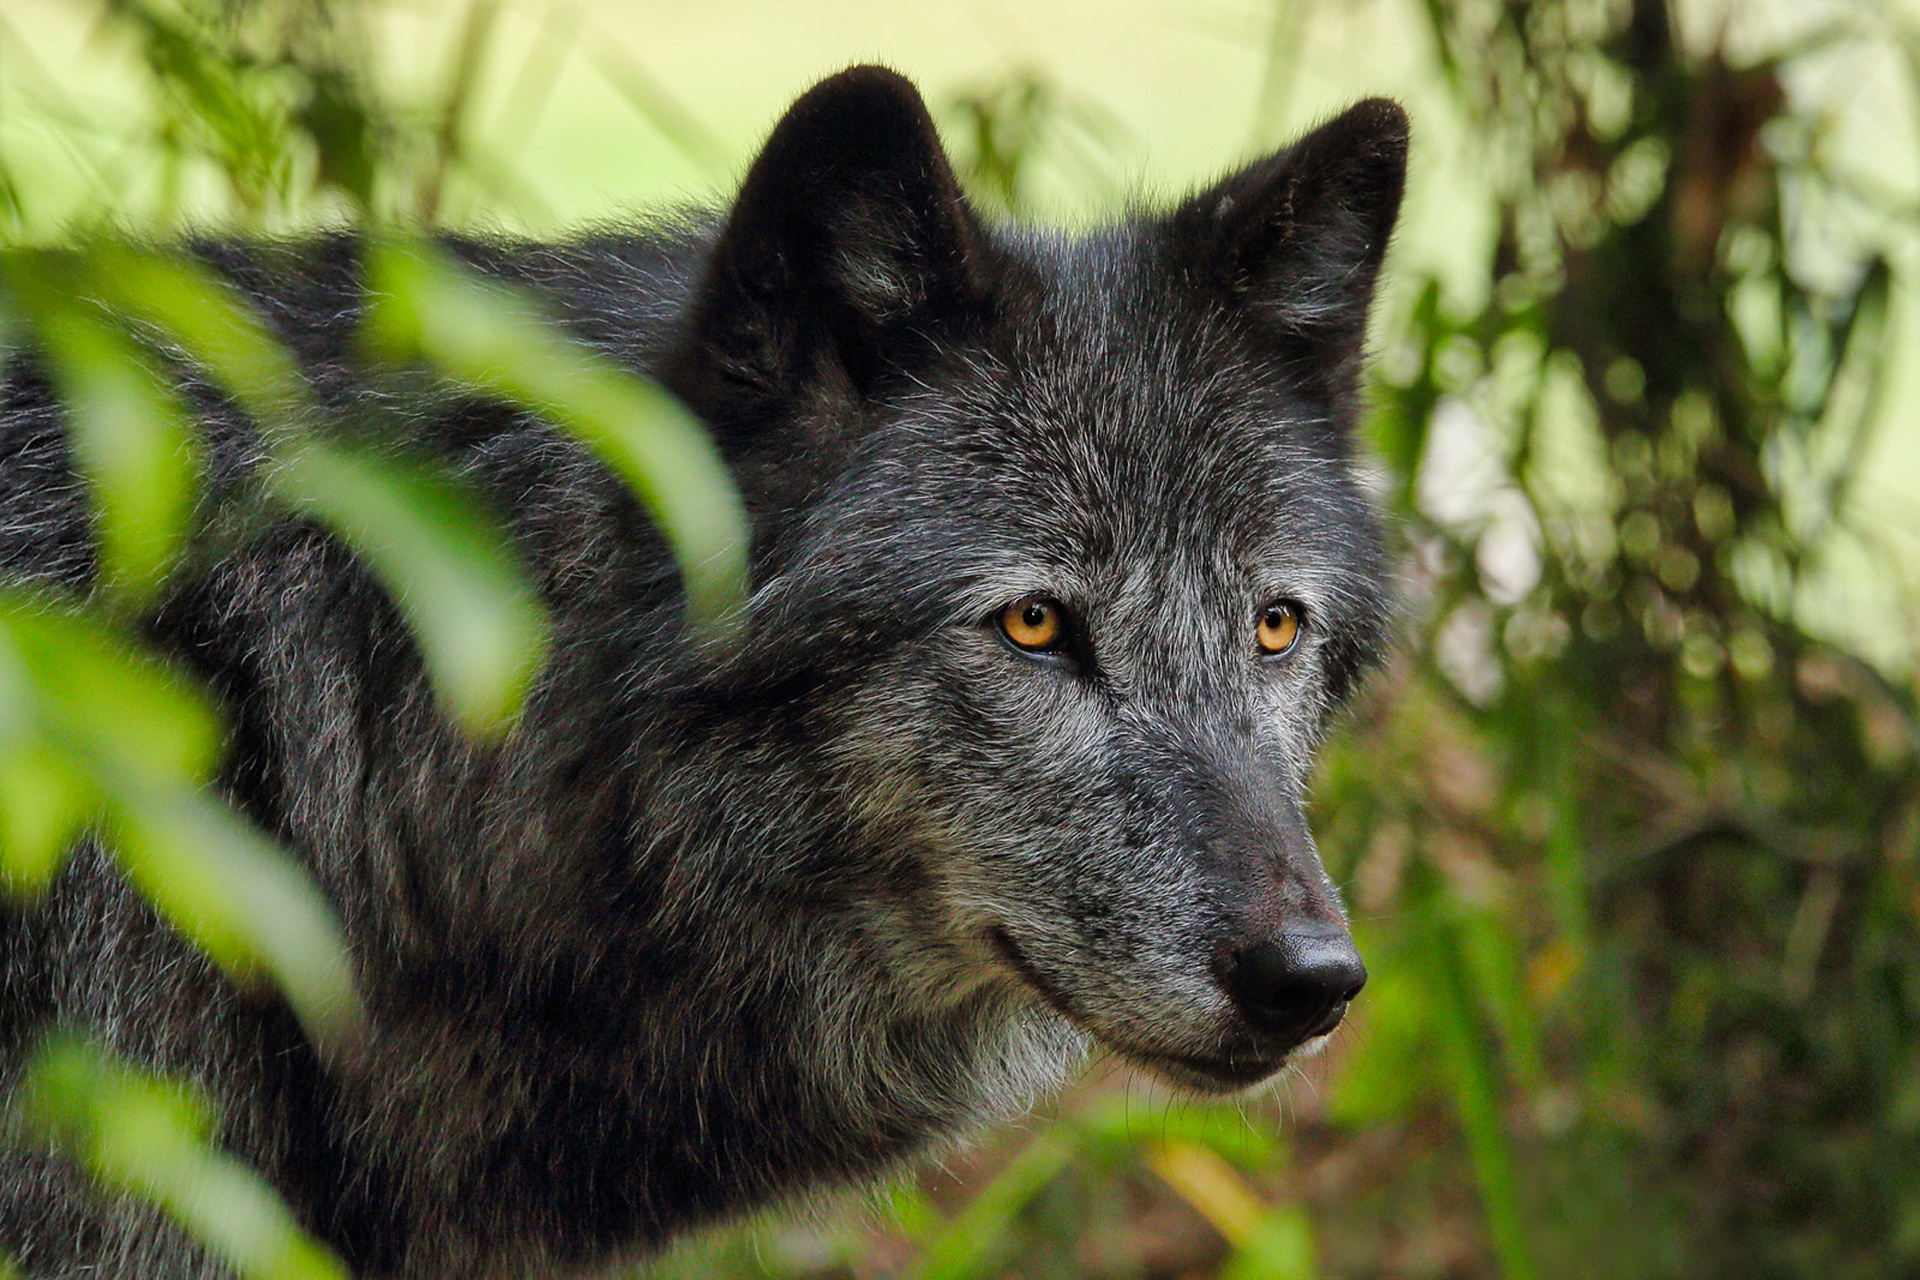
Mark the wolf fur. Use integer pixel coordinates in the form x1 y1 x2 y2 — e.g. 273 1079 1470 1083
0 67 1406 1277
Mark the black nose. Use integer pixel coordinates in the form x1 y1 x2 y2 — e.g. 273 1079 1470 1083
1222 929 1367 1042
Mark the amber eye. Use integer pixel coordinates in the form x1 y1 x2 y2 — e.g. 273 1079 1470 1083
999 597 1067 652
1257 600 1304 656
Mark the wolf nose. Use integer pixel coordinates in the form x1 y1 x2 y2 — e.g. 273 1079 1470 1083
1222 930 1367 1042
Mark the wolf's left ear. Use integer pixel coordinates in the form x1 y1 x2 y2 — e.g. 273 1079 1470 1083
1165 99 1408 387
669 66 995 433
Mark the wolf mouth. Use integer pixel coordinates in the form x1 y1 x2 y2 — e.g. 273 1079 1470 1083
986 927 1290 1092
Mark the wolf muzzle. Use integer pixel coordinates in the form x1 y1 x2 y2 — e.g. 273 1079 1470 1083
1217 924 1367 1045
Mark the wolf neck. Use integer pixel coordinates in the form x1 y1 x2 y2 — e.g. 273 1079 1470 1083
351 707 1084 1267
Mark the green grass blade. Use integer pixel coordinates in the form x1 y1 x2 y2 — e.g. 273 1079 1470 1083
1423 900 1539 1280
908 1133 1075 1280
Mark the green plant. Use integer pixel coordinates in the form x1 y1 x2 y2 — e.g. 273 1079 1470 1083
0 2 745 1272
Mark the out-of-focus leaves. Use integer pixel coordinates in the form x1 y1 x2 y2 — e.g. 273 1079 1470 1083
1077 1097 1281 1169
107 781 361 1045
908 1132 1075 1280
299 68 379 210
0 589 221 785
1 252 202 603
105 0 289 211
0 590 360 1045
1147 1140 1268 1244
0 742 97 895
1417 874 1539 1280
275 441 547 735
20 1035 349 1280
1150 1142 1320 1280
363 239 749 634
1328 936 1437 1128
1219 1210 1319 1280
94 243 550 735
89 246 309 419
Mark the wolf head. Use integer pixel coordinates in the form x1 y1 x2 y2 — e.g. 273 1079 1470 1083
665 67 1405 1094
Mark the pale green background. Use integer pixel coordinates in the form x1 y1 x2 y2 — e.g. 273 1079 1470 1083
7 0 1916 669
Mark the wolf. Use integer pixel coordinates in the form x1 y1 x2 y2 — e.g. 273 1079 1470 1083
0 66 1405 1277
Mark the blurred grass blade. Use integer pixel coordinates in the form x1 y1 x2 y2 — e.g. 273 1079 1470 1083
1147 1137 1323 1278
108 782 361 1046
2 251 201 603
363 238 748 633
93 245 549 734
1148 1140 1269 1245
1419 883 1539 1280
275 440 548 735
909 1132 1075 1280
1076 1096 1280 1167
22 1036 349 1280
1220 1211 1319 1280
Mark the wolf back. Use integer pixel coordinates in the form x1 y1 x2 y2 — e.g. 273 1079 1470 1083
0 67 1407 1277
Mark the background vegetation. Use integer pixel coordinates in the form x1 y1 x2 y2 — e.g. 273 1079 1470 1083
3 0 1919 1277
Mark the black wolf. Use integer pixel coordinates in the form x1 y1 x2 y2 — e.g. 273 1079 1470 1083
0 67 1405 1276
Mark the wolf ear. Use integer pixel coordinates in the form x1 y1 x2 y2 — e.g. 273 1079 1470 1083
1165 99 1407 386
670 66 994 428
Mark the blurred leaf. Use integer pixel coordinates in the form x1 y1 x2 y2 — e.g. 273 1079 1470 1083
1463 910 1548 1089
0 589 221 785
0 741 97 896
95 243 548 734
1147 1139 1269 1245
1 251 202 603
88 246 308 421
274 440 548 735
107 781 362 1046
104 0 288 210
1329 939 1438 1128
363 238 749 634
21 1035 349 1280
298 68 379 210
0 591 359 1044
1077 1096 1281 1168
1418 875 1539 1280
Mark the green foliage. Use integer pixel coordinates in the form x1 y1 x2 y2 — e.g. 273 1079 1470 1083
5 1 1919 1277
362 240 748 635
19 1036 348 1279
0 0 748 1269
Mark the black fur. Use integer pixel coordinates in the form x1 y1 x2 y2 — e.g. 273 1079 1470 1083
0 67 1406 1276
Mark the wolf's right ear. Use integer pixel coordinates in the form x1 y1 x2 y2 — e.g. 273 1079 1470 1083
668 66 995 433
1165 99 1408 391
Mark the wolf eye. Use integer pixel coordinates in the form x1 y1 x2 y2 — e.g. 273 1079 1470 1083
1257 600 1304 656
999 597 1067 653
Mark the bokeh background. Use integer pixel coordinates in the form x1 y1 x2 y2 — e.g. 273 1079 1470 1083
5 1 1920 1276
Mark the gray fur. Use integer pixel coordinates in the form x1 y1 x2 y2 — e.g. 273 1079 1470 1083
0 68 1406 1276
